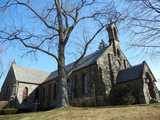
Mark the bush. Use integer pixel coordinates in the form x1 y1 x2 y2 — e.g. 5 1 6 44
0 108 18 115
71 97 96 107
110 84 136 105
150 98 158 104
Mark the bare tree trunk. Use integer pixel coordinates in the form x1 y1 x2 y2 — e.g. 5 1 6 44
57 43 69 107
55 0 69 107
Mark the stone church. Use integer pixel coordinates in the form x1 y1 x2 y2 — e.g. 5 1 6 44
0 23 159 110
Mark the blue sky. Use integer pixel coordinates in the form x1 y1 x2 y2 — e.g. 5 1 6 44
0 0 159 89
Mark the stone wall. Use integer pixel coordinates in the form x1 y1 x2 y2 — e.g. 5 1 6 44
70 64 101 106
17 82 38 104
141 64 160 104
38 63 102 109
96 45 131 104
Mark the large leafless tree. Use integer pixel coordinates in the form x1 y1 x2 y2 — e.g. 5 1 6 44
0 0 123 108
124 0 160 56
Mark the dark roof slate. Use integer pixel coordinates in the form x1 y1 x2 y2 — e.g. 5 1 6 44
46 49 105 81
117 62 144 83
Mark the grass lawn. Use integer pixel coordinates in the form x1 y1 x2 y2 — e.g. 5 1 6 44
0 104 160 120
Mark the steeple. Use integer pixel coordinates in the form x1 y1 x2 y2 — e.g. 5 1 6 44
106 23 120 56
11 59 16 65
106 23 119 45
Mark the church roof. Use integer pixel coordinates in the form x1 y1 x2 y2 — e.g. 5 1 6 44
116 62 144 83
46 49 105 82
12 64 50 84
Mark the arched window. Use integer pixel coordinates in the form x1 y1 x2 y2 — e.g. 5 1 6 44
73 75 77 98
117 49 120 57
34 89 39 101
123 60 127 69
22 87 28 101
82 74 89 96
48 84 52 103
113 27 118 40
53 84 57 100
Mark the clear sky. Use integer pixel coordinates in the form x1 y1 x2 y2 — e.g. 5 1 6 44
0 0 159 89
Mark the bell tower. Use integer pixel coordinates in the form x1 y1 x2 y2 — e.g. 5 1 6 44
106 23 120 56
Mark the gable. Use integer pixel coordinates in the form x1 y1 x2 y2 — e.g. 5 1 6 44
116 63 144 83
12 64 50 84
142 62 157 82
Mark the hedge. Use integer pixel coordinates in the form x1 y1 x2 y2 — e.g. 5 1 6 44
0 108 18 115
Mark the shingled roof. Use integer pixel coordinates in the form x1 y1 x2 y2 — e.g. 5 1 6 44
12 64 50 84
116 62 145 83
46 49 106 82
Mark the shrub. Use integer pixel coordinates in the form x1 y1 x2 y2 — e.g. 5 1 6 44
0 108 18 115
150 98 158 104
71 97 96 107
110 84 136 105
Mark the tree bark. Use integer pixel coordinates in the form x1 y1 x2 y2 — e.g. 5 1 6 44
56 40 69 108
55 0 69 108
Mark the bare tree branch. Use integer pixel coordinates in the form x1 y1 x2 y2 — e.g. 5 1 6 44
66 24 106 78
131 44 160 48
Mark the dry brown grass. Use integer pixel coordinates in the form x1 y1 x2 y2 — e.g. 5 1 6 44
0 104 160 120
0 101 8 109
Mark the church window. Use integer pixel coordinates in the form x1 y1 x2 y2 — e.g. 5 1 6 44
113 27 118 40
34 89 39 102
53 84 57 100
42 87 45 101
12 84 17 95
117 49 120 57
48 84 52 103
124 60 127 69
73 75 77 98
6 86 9 97
22 87 28 101
82 74 89 96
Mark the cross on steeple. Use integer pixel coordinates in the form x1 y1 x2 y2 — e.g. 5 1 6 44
12 59 16 65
